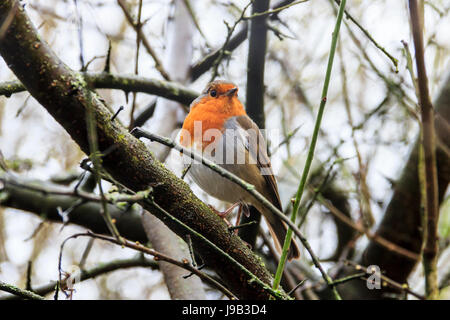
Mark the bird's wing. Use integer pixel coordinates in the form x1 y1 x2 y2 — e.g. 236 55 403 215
225 115 300 260
224 115 282 210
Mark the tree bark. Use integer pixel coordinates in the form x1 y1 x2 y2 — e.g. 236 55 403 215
0 0 284 300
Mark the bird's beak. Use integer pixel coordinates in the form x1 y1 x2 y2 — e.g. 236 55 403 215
225 87 238 97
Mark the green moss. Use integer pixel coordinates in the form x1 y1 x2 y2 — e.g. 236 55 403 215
116 133 126 143
73 73 88 88
0 191 10 203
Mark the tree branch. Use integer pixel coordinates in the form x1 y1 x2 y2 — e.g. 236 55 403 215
409 0 440 299
0 281 45 300
339 72 450 299
238 0 270 262
189 0 299 82
2 256 158 300
0 72 198 107
58 232 236 299
117 0 170 81
0 172 148 243
0 0 281 300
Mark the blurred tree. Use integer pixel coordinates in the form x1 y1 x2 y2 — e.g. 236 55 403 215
0 0 448 300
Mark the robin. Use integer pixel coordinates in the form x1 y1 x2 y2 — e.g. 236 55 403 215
180 80 300 260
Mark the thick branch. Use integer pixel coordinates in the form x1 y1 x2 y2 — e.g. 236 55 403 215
0 173 148 243
0 0 282 300
0 72 198 107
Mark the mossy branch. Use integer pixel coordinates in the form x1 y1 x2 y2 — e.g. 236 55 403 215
0 281 45 300
0 72 198 107
0 0 279 300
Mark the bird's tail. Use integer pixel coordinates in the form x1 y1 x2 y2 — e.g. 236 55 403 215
249 188 300 260
266 218 301 261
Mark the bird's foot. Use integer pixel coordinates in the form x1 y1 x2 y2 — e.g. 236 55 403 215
208 202 241 228
208 202 240 218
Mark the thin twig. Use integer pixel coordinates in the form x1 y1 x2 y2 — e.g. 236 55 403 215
228 220 258 232
73 0 85 70
343 260 425 300
330 272 365 286
270 124 303 156
182 0 210 48
408 0 440 300
297 160 343 229
117 0 170 81
243 0 309 20
273 0 348 300
287 279 306 296
338 41 374 228
59 232 237 299
332 0 399 72
78 238 95 270
209 0 253 81
128 0 143 130
313 189 420 261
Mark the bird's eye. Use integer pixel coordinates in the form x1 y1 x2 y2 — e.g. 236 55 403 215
210 89 217 97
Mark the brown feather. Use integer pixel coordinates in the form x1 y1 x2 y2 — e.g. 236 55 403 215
231 115 300 260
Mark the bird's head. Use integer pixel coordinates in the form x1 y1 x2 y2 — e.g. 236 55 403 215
189 80 243 114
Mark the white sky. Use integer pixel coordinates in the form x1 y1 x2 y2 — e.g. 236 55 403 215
0 0 449 299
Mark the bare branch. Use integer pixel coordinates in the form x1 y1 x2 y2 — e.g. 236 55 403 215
0 1 280 299
409 0 440 299
117 0 170 81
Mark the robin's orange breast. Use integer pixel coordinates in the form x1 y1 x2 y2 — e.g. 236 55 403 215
181 96 246 149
